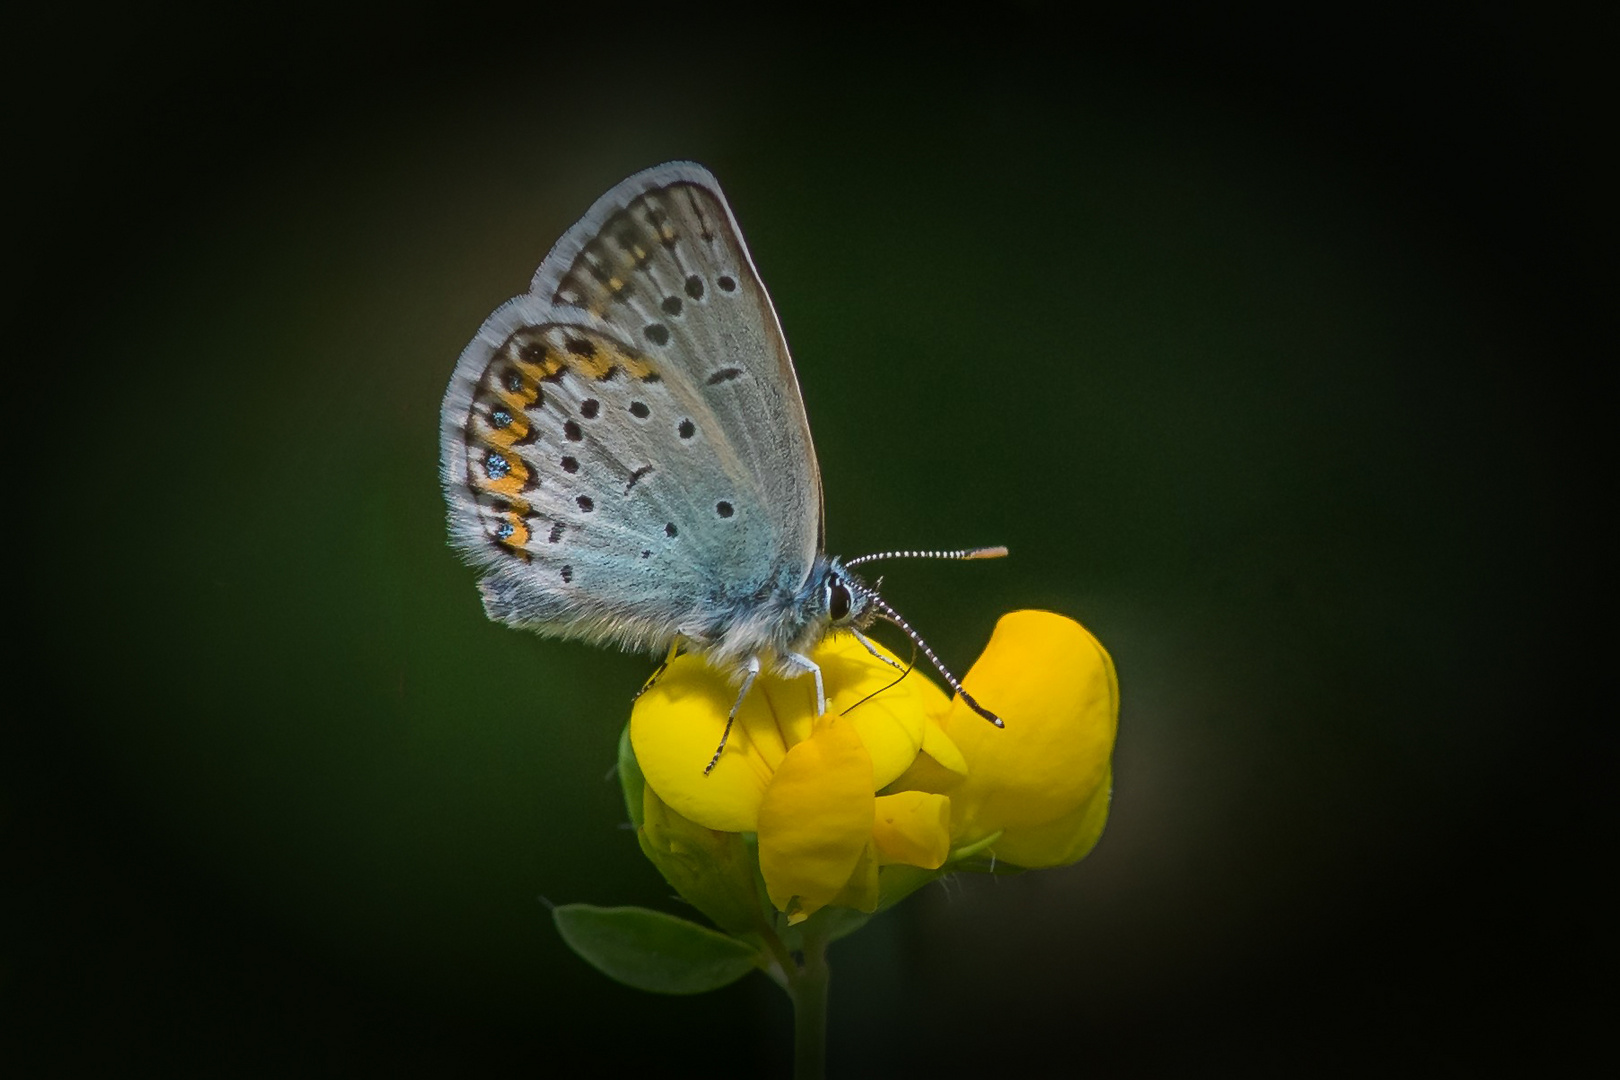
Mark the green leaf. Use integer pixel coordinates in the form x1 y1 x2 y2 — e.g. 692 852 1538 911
552 904 764 995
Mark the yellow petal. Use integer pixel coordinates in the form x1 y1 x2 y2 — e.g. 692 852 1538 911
630 653 800 833
631 633 946 833
829 841 881 914
757 713 875 918
918 719 969 777
806 632 951 790
987 766 1113 869
943 611 1119 867
885 716 970 796
872 791 952 869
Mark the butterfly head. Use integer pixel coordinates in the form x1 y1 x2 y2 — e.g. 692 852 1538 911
820 559 878 632
811 547 1012 729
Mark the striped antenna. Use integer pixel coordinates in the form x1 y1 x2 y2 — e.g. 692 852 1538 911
859 591 1004 728
844 545 1008 569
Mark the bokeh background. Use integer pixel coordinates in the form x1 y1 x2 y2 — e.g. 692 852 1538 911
8 6 1604 1076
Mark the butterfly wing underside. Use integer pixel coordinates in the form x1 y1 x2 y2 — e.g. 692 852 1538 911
439 162 824 656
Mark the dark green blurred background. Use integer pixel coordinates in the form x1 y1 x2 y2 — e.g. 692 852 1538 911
7 6 1604 1076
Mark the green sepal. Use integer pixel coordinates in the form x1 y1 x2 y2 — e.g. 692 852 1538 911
953 858 1027 875
637 791 768 936
949 830 1004 864
874 863 945 911
767 901 874 955
617 723 645 830
947 830 1031 873
813 904 873 944
552 903 765 995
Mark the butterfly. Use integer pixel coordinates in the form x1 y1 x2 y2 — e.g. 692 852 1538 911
440 162 1005 770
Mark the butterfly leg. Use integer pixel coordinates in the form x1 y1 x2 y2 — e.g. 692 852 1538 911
850 629 907 673
635 638 687 702
781 651 826 716
705 655 760 776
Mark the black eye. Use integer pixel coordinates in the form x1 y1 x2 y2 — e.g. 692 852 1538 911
829 580 851 621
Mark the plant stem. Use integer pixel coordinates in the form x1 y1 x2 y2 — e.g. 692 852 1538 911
789 928 830 1080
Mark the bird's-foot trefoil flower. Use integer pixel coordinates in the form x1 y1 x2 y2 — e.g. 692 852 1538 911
552 610 1118 1079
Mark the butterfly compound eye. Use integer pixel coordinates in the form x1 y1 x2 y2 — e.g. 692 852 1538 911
828 580 852 622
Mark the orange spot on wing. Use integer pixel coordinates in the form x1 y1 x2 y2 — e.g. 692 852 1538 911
501 513 531 548
477 453 530 497
481 414 530 449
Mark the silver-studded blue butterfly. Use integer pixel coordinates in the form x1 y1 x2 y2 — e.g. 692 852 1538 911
440 162 1004 770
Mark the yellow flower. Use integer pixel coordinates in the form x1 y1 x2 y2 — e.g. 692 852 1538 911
897 611 1119 868
629 610 1117 924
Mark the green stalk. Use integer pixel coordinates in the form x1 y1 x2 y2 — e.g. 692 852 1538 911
788 926 830 1080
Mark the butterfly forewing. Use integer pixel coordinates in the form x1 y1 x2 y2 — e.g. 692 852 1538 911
440 163 824 657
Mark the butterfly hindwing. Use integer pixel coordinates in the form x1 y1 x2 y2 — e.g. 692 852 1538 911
439 163 824 656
